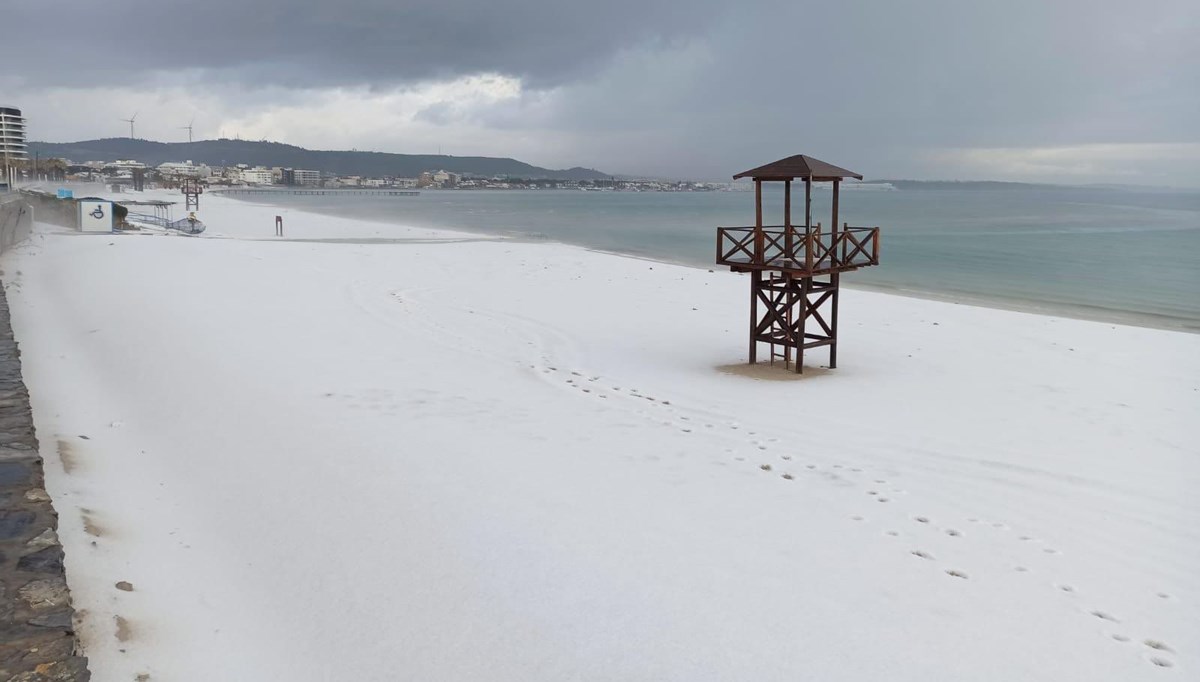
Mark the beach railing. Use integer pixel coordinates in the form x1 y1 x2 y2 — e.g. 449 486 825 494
716 224 879 275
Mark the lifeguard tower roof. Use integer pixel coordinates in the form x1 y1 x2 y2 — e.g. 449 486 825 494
733 154 863 181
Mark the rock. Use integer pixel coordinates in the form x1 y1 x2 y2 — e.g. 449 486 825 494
114 582 133 592
8 657 91 681
0 509 36 540
0 461 31 485
13 634 76 665
18 578 69 610
25 528 59 551
28 609 73 629
17 546 64 574
24 488 51 503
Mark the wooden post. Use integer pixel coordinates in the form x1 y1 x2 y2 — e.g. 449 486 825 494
797 276 810 374
830 273 840 369
784 179 792 262
754 180 764 263
805 178 812 228
829 179 841 368
806 223 817 272
784 273 792 369
830 179 840 269
804 178 812 269
749 270 760 363
275 215 284 237
844 222 850 264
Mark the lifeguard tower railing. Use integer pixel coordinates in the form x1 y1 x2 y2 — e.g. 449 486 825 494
716 223 880 276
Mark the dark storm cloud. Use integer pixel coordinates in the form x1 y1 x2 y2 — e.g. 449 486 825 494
2 0 725 89
4 0 1197 183
513 0 1199 179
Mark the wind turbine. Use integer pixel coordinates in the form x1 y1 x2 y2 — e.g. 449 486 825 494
180 115 195 143
121 111 138 139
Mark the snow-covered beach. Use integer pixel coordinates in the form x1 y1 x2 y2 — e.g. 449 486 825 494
3 191 1197 680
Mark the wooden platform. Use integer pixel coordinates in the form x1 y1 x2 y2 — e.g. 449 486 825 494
716 225 880 277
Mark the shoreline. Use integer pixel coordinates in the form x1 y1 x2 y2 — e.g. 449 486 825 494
5 191 1197 680
225 191 1200 335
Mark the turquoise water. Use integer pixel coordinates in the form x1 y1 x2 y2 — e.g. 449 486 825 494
232 186 1200 330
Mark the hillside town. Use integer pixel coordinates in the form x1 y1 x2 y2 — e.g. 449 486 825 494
18 157 723 192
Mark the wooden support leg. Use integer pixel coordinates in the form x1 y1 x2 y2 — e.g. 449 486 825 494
797 277 809 374
830 274 840 369
783 274 792 370
749 271 760 364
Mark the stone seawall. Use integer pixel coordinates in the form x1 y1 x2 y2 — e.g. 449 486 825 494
0 283 90 680
0 196 34 254
14 192 77 231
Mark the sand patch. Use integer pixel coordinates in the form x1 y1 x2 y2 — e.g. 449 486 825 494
716 362 833 381
81 509 106 537
114 615 133 642
56 439 79 473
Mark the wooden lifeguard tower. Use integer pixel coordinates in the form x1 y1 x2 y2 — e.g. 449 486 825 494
716 154 881 373
182 177 203 211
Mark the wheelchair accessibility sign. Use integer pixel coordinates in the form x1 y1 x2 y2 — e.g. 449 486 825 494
79 200 114 233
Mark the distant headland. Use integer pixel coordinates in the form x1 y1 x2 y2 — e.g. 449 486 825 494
25 138 612 182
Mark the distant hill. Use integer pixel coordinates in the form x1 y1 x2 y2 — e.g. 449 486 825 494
26 138 610 181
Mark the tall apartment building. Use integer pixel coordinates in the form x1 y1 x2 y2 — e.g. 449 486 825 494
1 105 27 186
281 168 321 187
293 169 320 186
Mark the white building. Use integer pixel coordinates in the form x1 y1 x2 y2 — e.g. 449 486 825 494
107 159 147 170
293 169 321 186
239 166 274 185
1 105 26 187
432 170 459 186
157 160 212 179
0 105 27 164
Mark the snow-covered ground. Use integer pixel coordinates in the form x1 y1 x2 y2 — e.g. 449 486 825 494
3 190 1197 681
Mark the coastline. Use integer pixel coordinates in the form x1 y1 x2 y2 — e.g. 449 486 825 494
222 191 1200 334
4 190 1196 680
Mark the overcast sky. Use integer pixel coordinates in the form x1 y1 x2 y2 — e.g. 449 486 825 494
3 0 1197 184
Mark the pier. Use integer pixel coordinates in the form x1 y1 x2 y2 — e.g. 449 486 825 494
214 188 420 196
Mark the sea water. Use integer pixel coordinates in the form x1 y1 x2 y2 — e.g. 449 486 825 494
231 186 1200 331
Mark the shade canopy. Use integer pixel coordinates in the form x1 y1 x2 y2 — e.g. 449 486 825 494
733 154 863 181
